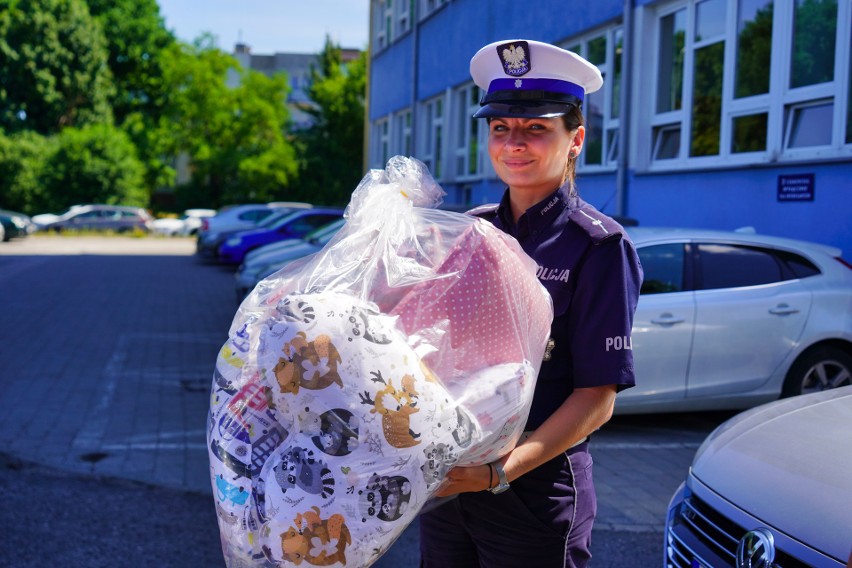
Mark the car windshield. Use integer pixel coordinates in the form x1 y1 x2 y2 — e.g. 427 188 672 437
306 219 345 244
256 209 294 228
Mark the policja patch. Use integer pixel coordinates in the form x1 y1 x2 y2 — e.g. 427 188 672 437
497 40 530 76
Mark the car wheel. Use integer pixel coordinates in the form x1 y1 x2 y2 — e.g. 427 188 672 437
782 346 852 397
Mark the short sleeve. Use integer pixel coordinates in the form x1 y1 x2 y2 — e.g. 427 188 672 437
565 236 643 390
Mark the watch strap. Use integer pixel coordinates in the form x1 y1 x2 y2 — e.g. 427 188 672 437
490 461 509 494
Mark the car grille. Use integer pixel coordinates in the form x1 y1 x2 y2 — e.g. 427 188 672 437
666 490 810 567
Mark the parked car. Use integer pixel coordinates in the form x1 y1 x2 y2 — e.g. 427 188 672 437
198 202 312 237
38 204 153 233
234 218 346 299
217 208 344 265
197 207 312 259
665 385 852 567
151 208 217 237
0 209 36 241
31 204 89 228
616 226 852 414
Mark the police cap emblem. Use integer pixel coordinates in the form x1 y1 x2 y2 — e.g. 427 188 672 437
497 41 530 77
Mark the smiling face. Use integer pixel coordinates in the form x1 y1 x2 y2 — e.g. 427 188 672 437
487 116 584 202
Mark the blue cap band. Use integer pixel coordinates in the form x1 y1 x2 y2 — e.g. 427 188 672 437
486 78 585 102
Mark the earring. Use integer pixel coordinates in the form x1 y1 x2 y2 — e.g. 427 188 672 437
569 151 576 158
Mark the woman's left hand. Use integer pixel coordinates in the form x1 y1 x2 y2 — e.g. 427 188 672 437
434 464 493 497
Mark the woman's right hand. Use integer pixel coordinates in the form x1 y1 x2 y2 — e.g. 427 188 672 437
434 464 493 497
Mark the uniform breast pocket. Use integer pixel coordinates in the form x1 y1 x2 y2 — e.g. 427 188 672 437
548 283 573 320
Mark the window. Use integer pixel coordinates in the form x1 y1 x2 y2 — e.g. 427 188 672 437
657 9 686 114
653 124 681 160
562 27 623 170
421 96 444 179
422 0 447 18
734 0 773 99
638 243 686 294
694 243 821 289
394 110 412 157
785 99 834 148
375 118 390 167
690 0 726 157
649 0 850 167
452 84 482 178
697 244 784 289
398 0 413 34
374 0 393 49
731 112 768 153
790 0 837 89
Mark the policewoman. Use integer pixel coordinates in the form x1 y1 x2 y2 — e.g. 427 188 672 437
419 40 643 567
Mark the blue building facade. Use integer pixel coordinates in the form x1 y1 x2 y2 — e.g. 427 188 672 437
367 0 852 252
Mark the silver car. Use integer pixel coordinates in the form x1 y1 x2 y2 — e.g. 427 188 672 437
664 385 852 567
39 204 153 233
617 227 852 414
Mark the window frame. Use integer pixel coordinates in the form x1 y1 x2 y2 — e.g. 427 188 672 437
450 82 484 181
643 0 852 172
560 26 623 173
419 93 447 181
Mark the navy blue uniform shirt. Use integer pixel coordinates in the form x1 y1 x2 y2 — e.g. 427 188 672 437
470 184 643 429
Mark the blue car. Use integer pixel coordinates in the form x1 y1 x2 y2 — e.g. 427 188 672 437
217 207 344 264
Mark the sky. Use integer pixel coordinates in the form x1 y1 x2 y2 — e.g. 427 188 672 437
156 0 370 55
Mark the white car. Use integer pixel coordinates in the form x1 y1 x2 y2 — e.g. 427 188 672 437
151 208 217 237
616 227 852 414
665 385 852 567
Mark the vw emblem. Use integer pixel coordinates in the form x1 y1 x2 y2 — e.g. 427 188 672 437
737 528 775 568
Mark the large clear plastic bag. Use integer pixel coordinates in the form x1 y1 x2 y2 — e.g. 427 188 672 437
208 156 553 567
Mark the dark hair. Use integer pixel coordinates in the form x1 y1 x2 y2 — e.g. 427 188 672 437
561 105 584 191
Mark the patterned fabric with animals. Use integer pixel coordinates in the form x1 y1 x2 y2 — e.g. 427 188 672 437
208 157 552 567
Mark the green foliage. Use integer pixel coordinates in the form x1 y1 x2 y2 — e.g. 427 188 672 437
690 42 724 157
0 3 363 213
41 123 147 210
159 40 299 206
85 0 177 195
0 0 114 134
296 37 367 205
791 0 837 88
735 2 773 98
0 129 55 213
86 0 176 124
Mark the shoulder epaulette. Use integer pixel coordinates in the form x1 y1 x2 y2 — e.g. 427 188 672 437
568 207 624 244
465 203 499 221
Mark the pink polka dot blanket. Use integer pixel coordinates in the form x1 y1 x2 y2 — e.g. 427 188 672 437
208 157 553 567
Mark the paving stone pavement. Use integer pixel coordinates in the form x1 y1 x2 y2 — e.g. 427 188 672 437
0 236 692 559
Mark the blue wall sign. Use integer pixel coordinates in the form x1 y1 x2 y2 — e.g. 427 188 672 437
777 174 815 202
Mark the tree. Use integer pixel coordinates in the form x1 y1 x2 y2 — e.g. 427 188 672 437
0 0 114 134
40 123 147 211
0 129 55 213
159 38 299 207
84 0 177 194
296 37 367 205
86 0 176 124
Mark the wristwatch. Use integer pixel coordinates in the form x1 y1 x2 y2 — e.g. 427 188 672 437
489 462 510 494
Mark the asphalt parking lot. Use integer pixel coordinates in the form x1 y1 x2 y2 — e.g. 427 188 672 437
0 236 736 567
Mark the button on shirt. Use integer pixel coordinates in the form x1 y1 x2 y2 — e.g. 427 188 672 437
481 185 642 430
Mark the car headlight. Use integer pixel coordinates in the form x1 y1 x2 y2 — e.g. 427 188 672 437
225 237 242 246
12 217 26 229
